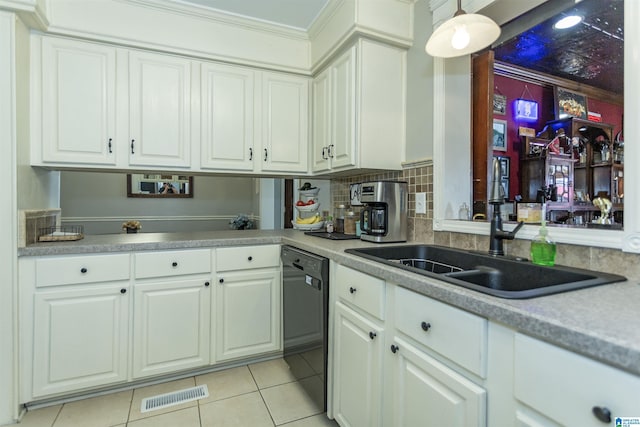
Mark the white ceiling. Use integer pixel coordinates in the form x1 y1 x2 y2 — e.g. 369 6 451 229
175 0 330 30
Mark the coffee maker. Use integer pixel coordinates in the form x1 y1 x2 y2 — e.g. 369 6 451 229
359 181 408 243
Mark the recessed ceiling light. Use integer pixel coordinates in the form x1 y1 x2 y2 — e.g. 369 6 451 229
554 15 583 29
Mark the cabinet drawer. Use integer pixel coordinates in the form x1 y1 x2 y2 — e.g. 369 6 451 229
35 254 130 287
514 333 640 424
216 245 280 272
394 286 487 377
334 264 385 320
135 249 211 279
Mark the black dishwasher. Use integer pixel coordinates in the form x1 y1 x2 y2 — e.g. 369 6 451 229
281 245 329 411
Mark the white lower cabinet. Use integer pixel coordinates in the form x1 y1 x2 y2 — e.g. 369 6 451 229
213 245 281 362
20 245 284 403
332 301 384 427
213 268 281 362
32 283 130 398
513 333 640 426
388 336 486 427
331 266 486 427
132 277 211 378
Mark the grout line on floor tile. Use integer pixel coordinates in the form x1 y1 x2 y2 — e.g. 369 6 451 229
256 379 298 392
125 387 134 425
247 365 279 427
50 405 63 427
257 389 278 427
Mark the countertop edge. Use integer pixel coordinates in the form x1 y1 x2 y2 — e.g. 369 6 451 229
19 230 640 376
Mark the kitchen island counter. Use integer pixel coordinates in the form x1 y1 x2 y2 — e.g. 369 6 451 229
19 230 640 376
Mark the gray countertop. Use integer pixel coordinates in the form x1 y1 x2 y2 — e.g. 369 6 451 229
19 229 640 376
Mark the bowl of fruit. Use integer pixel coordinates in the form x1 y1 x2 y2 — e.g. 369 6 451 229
298 182 320 197
292 213 324 230
295 199 320 212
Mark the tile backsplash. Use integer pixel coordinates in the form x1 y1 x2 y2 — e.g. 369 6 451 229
330 160 640 284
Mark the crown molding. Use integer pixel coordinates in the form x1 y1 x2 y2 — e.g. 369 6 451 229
0 0 49 29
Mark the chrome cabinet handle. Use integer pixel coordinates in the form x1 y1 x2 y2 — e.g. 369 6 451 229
328 144 335 158
322 147 328 160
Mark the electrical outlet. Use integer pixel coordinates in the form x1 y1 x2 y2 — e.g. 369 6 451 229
415 192 427 214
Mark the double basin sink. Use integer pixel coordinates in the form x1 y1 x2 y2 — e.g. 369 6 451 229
345 245 626 299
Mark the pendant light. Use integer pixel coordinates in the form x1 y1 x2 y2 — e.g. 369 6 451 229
425 0 501 58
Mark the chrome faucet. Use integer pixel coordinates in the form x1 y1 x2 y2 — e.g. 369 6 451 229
488 158 524 256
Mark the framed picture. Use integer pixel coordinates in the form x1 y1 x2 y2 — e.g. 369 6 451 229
555 87 588 119
493 94 507 115
494 155 510 199
492 119 507 152
498 156 510 179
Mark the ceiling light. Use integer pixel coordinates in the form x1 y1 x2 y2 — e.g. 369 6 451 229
554 15 583 29
425 0 501 58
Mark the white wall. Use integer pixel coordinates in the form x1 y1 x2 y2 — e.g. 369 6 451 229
404 0 434 162
0 12 18 426
60 172 259 234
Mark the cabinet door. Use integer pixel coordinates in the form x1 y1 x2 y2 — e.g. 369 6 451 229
129 51 192 168
514 333 640 426
32 283 129 397
311 67 331 173
333 301 384 427
329 46 357 170
40 37 117 166
133 278 210 378
214 268 281 362
389 337 487 427
260 72 309 173
201 63 255 171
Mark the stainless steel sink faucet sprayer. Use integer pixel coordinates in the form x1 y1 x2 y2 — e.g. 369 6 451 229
489 158 524 256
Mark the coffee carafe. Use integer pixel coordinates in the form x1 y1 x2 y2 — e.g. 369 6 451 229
359 181 407 243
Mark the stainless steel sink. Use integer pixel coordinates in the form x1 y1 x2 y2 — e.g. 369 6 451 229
345 245 625 299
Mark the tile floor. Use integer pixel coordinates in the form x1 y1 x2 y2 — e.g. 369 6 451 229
10 355 339 427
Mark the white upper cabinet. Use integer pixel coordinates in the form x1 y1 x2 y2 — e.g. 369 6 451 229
128 51 192 168
312 46 356 173
329 47 357 170
311 67 331 173
38 37 117 166
312 39 406 174
260 72 309 173
32 33 405 176
200 63 255 171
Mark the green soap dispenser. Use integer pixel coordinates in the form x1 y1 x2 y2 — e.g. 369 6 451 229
530 221 556 266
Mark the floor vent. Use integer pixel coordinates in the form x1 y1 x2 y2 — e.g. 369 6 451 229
140 385 209 413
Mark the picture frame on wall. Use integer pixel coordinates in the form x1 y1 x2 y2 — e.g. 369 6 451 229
494 155 510 199
492 119 507 152
498 156 510 179
555 87 588 120
493 94 507 115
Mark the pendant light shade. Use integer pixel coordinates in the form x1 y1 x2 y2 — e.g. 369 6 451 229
426 0 501 58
